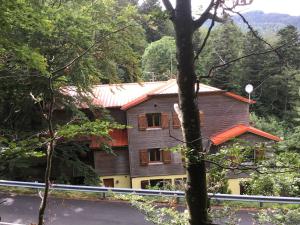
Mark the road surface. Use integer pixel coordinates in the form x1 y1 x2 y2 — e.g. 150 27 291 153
0 193 256 225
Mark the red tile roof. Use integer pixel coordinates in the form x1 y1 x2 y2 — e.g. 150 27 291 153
210 124 281 145
64 79 255 109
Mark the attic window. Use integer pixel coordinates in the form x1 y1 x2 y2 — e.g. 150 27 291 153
146 113 161 128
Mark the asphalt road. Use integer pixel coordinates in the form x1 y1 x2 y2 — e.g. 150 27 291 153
0 193 152 225
0 193 256 225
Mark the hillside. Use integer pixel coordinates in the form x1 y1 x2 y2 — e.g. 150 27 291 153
233 11 300 37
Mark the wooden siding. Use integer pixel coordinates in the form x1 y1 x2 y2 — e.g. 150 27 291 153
126 94 250 178
94 148 130 176
107 108 127 125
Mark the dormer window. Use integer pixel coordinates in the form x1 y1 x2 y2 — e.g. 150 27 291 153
146 113 161 128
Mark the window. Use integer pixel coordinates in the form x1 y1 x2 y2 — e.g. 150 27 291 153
141 179 172 189
150 179 164 188
138 113 169 130
141 180 149 189
174 178 187 186
146 113 161 128
139 149 172 166
149 148 162 162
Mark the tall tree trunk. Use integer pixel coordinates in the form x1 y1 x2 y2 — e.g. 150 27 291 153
174 1 209 224
38 78 55 225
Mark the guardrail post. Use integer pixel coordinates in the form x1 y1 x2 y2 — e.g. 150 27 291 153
259 202 263 208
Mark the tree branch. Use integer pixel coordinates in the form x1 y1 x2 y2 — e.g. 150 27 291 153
52 24 134 80
226 8 282 59
193 0 224 30
161 0 175 20
194 0 219 62
202 43 289 79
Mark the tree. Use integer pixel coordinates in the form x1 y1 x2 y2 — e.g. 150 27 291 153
161 0 257 224
200 21 244 91
0 0 145 224
237 25 300 121
138 0 174 42
142 36 176 80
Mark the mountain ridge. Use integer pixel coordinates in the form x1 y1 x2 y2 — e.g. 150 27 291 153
232 11 300 36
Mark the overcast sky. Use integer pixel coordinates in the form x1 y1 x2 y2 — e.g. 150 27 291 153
158 0 300 16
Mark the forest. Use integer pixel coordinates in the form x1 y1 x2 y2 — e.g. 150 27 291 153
0 0 299 224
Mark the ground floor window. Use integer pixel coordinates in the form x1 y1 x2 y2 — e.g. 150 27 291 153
103 178 114 187
174 178 187 189
141 179 172 189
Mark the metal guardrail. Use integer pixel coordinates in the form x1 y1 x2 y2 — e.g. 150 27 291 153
0 180 300 204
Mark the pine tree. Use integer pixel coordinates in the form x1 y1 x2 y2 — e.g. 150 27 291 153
204 21 244 91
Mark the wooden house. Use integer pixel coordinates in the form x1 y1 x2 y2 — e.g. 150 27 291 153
65 79 281 194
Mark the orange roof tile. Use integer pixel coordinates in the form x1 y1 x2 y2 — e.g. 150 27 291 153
210 124 281 145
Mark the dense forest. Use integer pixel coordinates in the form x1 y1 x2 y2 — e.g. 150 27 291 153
0 0 299 188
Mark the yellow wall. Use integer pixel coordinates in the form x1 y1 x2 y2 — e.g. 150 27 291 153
132 175 187 189
228 178 242 195
100 175 131 188
100 174 244 195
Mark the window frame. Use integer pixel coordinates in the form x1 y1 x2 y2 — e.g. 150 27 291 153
148 148 162 163
146 113 162 128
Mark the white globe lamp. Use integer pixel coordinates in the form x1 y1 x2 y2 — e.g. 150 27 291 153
245 84 253 94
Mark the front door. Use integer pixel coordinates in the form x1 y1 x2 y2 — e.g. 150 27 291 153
103 178 114 187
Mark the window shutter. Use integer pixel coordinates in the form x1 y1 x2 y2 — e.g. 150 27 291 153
139 149 149 166
138 114 147 131
162 150 172 164
161 112 169 129
199 111 204 127
172 112 181 129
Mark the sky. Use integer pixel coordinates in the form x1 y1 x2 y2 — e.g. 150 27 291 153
158 0 300 16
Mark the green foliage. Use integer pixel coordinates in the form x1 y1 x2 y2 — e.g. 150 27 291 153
142 36 176 81
115 194 239 225
240 26 300 121
138 0 174 42
0 0 146 134
196 22 244 91
207 164 231 194
57 119 125 139
53 142 100 185
245 152 300 196
0 136 45 180
254 208 300 225
278 127 300 154
250 113 288 138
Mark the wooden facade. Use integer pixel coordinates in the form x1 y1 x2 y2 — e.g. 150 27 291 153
94 148 130 176
126 93 250 178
